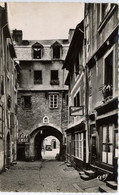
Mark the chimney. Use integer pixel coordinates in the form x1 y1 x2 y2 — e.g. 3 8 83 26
12 29 22 44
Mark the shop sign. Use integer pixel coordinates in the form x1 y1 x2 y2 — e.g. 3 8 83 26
70 106 84 116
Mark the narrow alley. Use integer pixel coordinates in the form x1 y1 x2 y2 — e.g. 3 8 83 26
0 152 105 193
0 2 118 193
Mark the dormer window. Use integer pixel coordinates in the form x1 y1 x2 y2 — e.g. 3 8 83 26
53 45 60 58
32 42 43 59
52 41 62 59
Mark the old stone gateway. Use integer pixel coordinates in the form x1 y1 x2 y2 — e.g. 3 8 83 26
15 36 68 162
17 124 63 161
30 125 63 160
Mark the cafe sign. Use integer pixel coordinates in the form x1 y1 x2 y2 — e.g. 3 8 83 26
70 106 84 116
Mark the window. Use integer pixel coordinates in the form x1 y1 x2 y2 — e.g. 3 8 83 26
74 133 84 160
103 51 113 99
114 130 118 158
74 91 80 107
50 70 59 85
22 96 32 109
32 42 43 59
53 46 60 59
75 134 79 157
79 133 84 160
99 3 113 22
52 41 62 59
65 94 68 106
34 71 42 84
101 4 108 21
98 3 116 29
67 135 71 161
71 134 75 156
1 75 4 95
105 51 113 86
102 124 113 165
49 94 58 108
43 116 49 124
7 77 10 94
33 48 41 59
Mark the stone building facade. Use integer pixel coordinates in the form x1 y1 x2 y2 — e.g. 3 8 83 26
63 3 118 190
13 30 69 160
84 3 118 183
0 3 19 172
62 21 87 170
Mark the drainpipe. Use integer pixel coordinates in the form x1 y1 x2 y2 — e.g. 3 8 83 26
1 23 8 171
84 15 89 165
85 65 89 164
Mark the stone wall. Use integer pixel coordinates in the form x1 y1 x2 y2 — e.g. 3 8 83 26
18 91 68 136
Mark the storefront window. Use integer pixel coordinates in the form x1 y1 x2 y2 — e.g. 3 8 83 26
71 134 75 156
67 134 71 157
115 131 118 158
75 134 77 157
102 123 113 165
79 133 83 160
74 133 84 161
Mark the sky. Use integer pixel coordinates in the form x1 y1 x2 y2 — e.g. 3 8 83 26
6 2 84 40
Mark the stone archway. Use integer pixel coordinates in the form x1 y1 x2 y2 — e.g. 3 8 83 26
29 125 63 161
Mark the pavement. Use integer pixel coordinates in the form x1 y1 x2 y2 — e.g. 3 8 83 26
0 150 106 193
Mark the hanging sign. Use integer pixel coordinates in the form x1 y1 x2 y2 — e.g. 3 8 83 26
70 106 84 116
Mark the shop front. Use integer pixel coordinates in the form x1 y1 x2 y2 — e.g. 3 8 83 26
94 98 118 181
66 122 87 170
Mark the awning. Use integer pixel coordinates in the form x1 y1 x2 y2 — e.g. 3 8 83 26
65 121 85 134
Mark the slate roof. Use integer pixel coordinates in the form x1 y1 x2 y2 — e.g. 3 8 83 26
20 39 69 46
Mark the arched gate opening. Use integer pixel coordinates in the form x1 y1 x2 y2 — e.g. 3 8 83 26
30 125 63 161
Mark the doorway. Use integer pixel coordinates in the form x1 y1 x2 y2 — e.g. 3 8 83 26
91 135 97 164
6 133 10 168
17 143 25 161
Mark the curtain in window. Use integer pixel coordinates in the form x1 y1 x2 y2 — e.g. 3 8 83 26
102 123 113 165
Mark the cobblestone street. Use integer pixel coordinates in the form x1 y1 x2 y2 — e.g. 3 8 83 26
0 154 105 193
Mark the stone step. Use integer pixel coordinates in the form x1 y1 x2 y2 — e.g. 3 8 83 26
99 185 117 193
80 174 90 180
85 170 95 177
106 181 117 190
